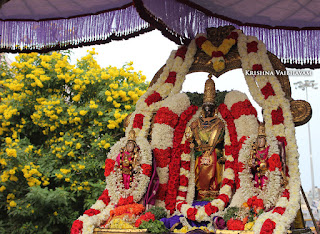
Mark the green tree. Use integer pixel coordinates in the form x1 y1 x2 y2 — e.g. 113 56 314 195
0 49 148 233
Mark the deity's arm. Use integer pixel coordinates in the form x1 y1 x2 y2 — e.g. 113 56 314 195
116 152 122 165
185 126 193 142
132 152 140 168
185 120 201 149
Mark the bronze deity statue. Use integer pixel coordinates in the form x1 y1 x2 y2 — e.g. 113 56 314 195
185 76 225 200
249 123 269 189
116 130 140 189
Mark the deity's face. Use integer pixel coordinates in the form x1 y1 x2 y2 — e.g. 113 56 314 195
257 136 266 148
126 141 135 152
202 103 215 118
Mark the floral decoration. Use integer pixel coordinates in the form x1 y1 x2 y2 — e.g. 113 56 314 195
195 30 239 72
238 31 301 233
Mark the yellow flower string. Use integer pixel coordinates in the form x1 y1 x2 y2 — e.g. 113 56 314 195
195 30 239 72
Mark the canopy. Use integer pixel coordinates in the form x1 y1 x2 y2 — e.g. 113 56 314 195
1 0 320 68
0 0 151 53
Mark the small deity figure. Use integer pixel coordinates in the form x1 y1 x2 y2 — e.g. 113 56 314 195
186 76 225 200
116 130 140 189
249 123 269 189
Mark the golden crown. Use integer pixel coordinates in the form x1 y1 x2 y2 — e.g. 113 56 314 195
128 129 136 142
258 123 266 137
203 75 216 105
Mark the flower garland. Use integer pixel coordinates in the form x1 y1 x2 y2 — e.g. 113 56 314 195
71 189 114 234
237 32 301 233
165 104 198 214
237 135 283 210
195 30 239 72
175 108 201 212
151 93 191 208
125 40 197 139
135 212 155 227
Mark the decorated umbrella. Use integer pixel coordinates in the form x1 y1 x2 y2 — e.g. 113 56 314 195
1 0 320 68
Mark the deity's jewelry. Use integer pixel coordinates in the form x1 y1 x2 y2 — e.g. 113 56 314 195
203 76 216 105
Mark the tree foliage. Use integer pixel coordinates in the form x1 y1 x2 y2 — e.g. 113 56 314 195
185 90 228 108
0 50 148 233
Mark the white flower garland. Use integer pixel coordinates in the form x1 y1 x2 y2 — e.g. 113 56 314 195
105 136 152 203
151 93 191 207
79 204 114 234
238 32 301 233
237 135 283 209
175 108 201 211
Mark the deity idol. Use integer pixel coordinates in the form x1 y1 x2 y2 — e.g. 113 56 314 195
116 130 140 189
249 123 269 189
185 76 225 200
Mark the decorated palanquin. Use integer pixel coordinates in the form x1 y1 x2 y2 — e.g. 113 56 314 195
71 26 312 234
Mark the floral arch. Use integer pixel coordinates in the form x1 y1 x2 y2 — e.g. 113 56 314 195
72 25 311 234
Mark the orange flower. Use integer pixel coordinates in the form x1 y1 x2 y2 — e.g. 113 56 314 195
110 203 145 217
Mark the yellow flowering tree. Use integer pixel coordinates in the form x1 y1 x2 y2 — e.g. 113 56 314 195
0 50 148 233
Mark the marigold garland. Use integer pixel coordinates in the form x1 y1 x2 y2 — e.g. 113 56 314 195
195 30 239 72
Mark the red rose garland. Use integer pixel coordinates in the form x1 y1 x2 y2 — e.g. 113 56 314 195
261 218 276 234
83 209 101 216
165 71 177 85
104 159 115 177
247 196 264 209
135 212 155 227
132 114 144 129
175 46 188 60
227 218 245 230
117 196 134 206
219 102 248 190
247 41 258 53
141 164 152 177
98 189 111 205
152 105 180 206
268 154 282 171
230 99 257 120
165 105 198 214
252 64 263 71
282 189 290 200
271 107 284 125
175 107 198 209
261 82 276 99
187 207 198 221
144 91 162 106
204 203 219 216
154 107 179 128
70 220 83 234
153 148 171 167
273 207 286 215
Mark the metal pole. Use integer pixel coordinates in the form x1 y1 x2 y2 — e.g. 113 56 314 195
294 80 318 202
305 87 315 202
301 185 320 234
